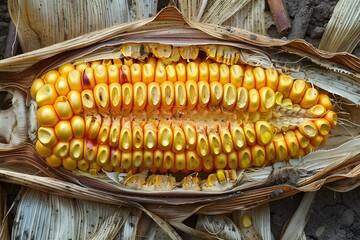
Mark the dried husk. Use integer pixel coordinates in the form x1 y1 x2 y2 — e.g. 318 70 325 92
1 6 360 237
0 183 9 240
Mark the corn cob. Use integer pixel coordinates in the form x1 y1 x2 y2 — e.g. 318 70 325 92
31 44 337 176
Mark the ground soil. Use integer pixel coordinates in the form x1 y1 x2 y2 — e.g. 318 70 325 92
0 0 360 239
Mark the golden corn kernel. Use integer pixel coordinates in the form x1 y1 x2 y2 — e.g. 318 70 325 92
244 124 256 145
235 87 249 111
37 105 59 127
289 79 306 104
54 96 73 120
77 159 90 172
120 65 131 84
36 84 58 107
94 65 108 84
227 151 238 169
172 125 186 153
255 121 273 146
55 120 73 141
35 140 52 157
133 82 147 111
208 131 222 155
97 117 111 144
242 214 252 228
89 161 101 173
199 62 209 82
209 63 219 82
121 152 132 170
175 63 186 82
158 121 173 150
144 120 158 150
81 90 96 111
130 63 142 84
119 118 132 152
210 82 223 106
277 74 293 98
84 139 98 162
82 67 96 89
153 149 163 168
294 129 310 149
196 131 210 157
253 67 266 89
222 83 237 110
85 115 101 139
247 89 259 112
62 156 77 171
142 63 155 84
324 110 338 127
68 70 82 91
46 154 62 167
109 117 120 147
122 83 133 110
310 135 324 147
219 124 234 153
133 150 143 168
273 133 288 161
265 142 275 164
185 80 198 110
314 118 331 136
59 63 75 76
251 145 266 167
30 78 45 99
161 81 175 110
300 87 319 109
284 131 299 157
259 87 275 112
198 81 210 108
238 147 251 168
67 91 82 115
44 70 60 85
182 122 197 150
264 68 279 91
186 150 201 171
186 62 199 82
243 68 255 90
318 94 332 110
174 81 187 110
94 83 109 109
162 151 175 170
147 82 161 110
109 83 121 110
53 141 69 158
203 154 214 172
219 64 230 84
69 138 84 160
132 120 144 150
155 64 167 84
230 65 244 88
308 104 326 117
142 150 153 168
166 64 177 83
107 65 120 84
55 75 70 96
214 153 227 169
298 120 318 139
231 124 247 149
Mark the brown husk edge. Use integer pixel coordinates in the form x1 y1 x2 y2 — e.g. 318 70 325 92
0 6 360 226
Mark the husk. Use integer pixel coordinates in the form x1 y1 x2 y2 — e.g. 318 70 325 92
0 184 9 240
319 0 360 53
1 6 360 237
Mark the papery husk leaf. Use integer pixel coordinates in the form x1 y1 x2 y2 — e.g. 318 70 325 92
0 184 9 240
223 0 266 35
319 0 360 53
8 0 157 52
280 192 316 240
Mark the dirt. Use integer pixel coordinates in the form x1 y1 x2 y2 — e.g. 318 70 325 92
0 0 360 239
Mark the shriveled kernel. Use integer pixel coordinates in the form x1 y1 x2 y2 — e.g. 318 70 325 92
242 214 253 228
198 81 210 108
158 121 173 150
120 65 131 84
68 70 82 91
109 83 122 109
94 65 108 84
230 65 244 87
284 131 299 157
289 79 306 103
94 83 109 109
55 75 70 96
247 89 259 112
238 147 251 168
30 78 45 99
130 63 142 83
46 154 62 167
69 138 84 160
62 156 77 171
227 151 238 169
251 145 266 167
82 67 96 89
119 118 132 152
259 87 275 112
133 82 147 110
174 81 187 110
324 110 338 127
210 82 223 106
133 150 143 167
67 91 82 115
162 151 175 170
186 150 201 171
196 131 210 157
255 121 273 146
273 133 288 161
231 124 247 149
214 153 227 169
299 120 318 139
295 130 310 148
36 84 58 107
277 75 293 98
81 90 96 111
314 118 331 136
37 105 59 127
222 83 237 110
253 67 266 89
147 82 161 110
122 83 133 110
54 96 73 120
35 140 52 157
54 121 73 142
300 88 319 109
53 141 69 158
